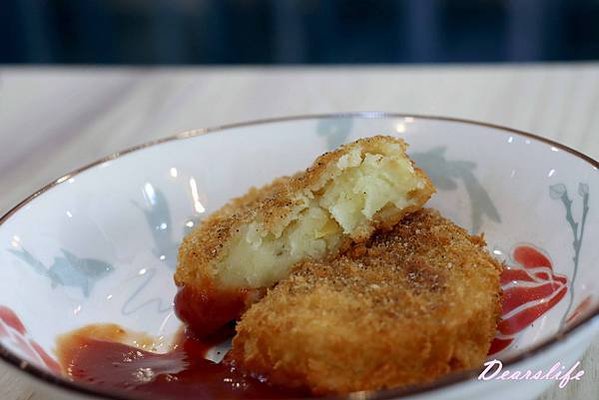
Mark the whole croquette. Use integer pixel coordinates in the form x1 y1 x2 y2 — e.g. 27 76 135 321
229 209 502 395
175 136 434 337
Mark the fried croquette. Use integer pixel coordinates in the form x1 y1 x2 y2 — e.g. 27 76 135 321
175 136 435 337
229 209 502 395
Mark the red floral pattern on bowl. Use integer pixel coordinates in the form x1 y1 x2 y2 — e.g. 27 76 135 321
0 306 61 373
489 244 568 355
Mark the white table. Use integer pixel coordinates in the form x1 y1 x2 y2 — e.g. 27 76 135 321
0 65 597 399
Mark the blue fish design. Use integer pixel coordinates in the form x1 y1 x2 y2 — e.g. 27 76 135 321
9 248 114 297
135 185 202 269
412 147 501 233
134 188 179 267
317 117 354 150
121 184 204 316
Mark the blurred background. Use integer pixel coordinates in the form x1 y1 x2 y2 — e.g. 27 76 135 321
2 0 599 65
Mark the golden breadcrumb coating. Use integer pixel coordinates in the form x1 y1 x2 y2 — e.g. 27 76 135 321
175 136 435 337
230 209 502 395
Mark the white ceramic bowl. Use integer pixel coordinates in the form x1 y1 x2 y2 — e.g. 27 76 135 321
0 113 597 400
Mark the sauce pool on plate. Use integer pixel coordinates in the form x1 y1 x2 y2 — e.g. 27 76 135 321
56 324 308 399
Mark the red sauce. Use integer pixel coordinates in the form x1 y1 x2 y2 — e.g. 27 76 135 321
56 324 308 399
174 285 264 339
174 285 248 339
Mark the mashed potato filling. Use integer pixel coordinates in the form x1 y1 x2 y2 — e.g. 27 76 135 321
216 145 428 288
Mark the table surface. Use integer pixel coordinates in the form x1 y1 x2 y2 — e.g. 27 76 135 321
0 65 597 399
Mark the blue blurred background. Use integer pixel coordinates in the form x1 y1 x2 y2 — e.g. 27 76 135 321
2 0 599 64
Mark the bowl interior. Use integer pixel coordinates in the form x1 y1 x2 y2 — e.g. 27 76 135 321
0 115 597 383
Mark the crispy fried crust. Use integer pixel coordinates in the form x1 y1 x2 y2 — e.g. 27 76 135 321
175 136 435 337
230 209 503 395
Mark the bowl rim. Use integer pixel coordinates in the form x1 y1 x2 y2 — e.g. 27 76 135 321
0 111 597 400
